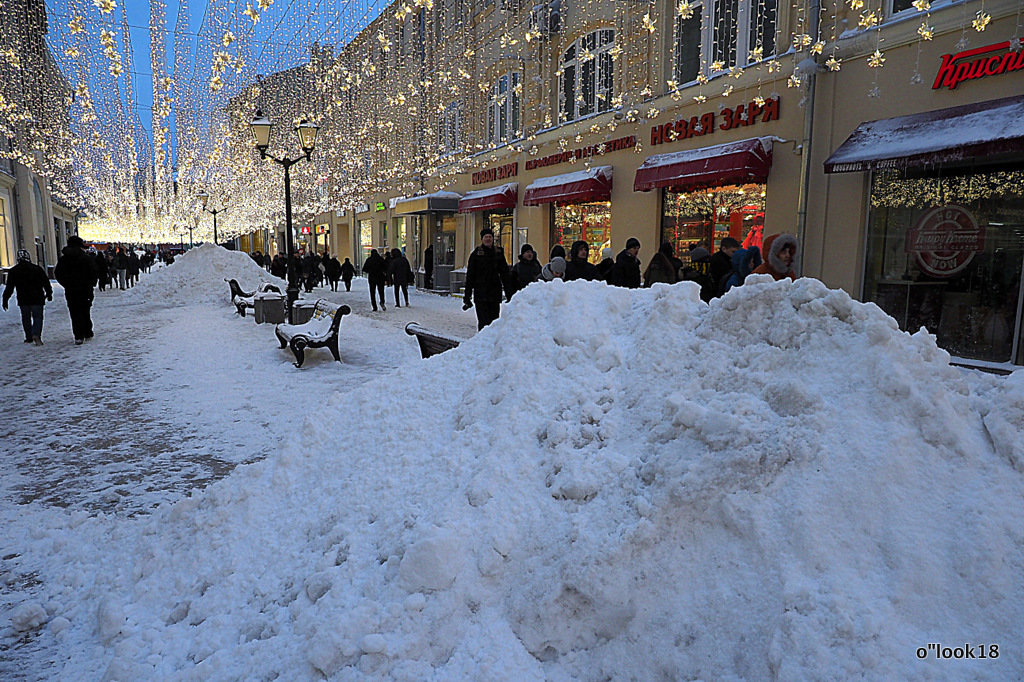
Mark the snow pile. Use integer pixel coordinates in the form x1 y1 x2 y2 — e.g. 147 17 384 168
120 244 284 307
13 276 1024 679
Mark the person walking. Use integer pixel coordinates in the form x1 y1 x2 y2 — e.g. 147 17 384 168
722 246 762 293
463 227 509 330
324 254 342 292
54 235 98 345
607 237 642 288
387 248 412 307
753 233 798 281
127 249 141 288
114 246 129 290
595 247 615 282
710 237 741 295
564 240 598 281
423 244 434 289
2 249 53 345
340 257 355 292
643 242 681 286
507 243 542 299
541 256 567 281
362 248 387 311
271 253 287 279
92 248 110 292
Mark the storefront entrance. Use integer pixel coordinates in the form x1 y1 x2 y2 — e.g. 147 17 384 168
552 201 611 264
862 166 1024 364
486 210 514 257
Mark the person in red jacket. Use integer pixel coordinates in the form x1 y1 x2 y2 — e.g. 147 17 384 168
753 233 798 281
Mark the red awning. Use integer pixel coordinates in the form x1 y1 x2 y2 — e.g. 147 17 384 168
633 137 774 192
824 93 1024 173
457 183 518 212
522 166 613 206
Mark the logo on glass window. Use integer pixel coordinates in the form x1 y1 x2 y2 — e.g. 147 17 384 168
905 205 985 278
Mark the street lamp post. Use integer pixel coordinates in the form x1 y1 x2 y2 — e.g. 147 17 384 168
187 223 195 248
249 110 318 317
196 190 228 245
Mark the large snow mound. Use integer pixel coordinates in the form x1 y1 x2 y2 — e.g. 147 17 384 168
16 276 1024 679
121 243 284 307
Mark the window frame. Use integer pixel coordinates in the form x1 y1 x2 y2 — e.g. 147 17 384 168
438 100 463 156
670 0 778 88
558 29 615 124
486 71 522 146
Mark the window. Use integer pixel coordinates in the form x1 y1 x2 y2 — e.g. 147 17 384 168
674 2 703 84
558 29 614 123
438 101 463 154
671 0 777 86
487 72 521 145
889 0 916 14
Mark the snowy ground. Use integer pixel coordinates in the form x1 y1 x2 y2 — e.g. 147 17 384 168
2 245 1023 680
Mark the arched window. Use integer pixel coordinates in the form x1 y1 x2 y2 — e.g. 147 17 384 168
558 29 614 123
487 72 521 145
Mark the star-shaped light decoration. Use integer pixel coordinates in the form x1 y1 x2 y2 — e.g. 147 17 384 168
917 23 933 40
677 0 694 19
867 50 885 68
244 4 260 24
93 0 115 14
972 11 991 32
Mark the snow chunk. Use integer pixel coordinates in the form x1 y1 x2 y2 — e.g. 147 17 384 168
10 602 47 632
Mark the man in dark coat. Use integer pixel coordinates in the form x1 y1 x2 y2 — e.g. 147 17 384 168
386 248 412 307
607 237 642 288
507 243 541 299
710 237 740 296
54 235 98 345
340 257 355 292
324 254 342 291
2 249 53 345
564 240 599 281
463 227 509 330
361 249 387 311
423 244 433 289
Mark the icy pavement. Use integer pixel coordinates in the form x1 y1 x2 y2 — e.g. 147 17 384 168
0 255 477 678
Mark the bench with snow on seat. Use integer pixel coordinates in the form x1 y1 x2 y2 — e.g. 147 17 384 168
225 278 282 316
404 322 463 359
275 299 351 367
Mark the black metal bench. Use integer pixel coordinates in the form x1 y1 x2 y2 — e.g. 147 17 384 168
275 299 351 367
405 322 463 358
226 279 282 316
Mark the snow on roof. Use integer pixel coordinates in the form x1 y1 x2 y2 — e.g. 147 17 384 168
524 165 612 190
826 94 1024 169
460 182 517 201
638 136 778 168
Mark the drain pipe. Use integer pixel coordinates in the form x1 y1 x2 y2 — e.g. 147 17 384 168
794 0 822 276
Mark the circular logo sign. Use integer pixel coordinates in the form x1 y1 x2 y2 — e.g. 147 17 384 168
904 205 985 278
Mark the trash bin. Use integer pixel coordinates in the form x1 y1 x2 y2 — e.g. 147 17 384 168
291 299 318 325
253 292 286 324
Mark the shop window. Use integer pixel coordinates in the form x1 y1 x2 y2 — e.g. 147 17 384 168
558 29 614 123
661 183 766 265
0 197 10 268
438 215 456 266
438 101 463 155
863 167 1024 365
486 211 514 256
487 72 521 146
552 201 611 264
359 219 372 266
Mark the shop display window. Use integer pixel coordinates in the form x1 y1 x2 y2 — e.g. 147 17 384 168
438 215 456 266
863 167 1024 364
486 211 514 257
552 201 611 264
662 183 765 264
358 219 372 266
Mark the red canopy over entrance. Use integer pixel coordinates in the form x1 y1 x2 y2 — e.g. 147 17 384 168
457 183 518 212
522 166 613 206
633 137 774 192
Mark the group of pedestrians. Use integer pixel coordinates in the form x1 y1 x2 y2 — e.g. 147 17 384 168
461 227 798 330
3 237 162 346
361 248 412 311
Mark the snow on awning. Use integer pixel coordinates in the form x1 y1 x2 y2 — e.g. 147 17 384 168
522 166 613 206
633 137 774 192
457 183 518 213
824 93 1024 173
393 191 462 215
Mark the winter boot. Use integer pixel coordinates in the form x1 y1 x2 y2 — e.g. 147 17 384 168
33 336 42 346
